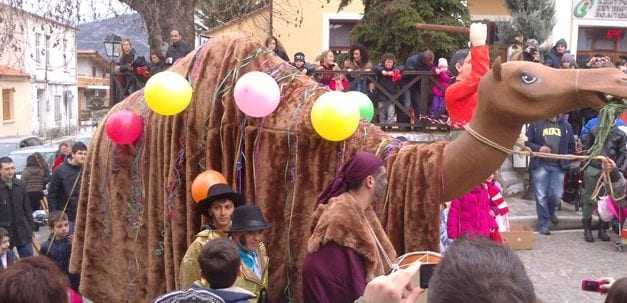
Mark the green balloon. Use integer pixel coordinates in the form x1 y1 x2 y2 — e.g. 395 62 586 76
347 91 375 122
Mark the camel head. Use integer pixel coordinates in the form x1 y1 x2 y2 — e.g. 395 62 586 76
477 59 627 127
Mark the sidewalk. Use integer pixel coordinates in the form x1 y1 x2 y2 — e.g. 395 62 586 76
508 195 590 231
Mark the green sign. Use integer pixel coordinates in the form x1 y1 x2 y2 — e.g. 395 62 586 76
574 0 594 18
574 0 627 19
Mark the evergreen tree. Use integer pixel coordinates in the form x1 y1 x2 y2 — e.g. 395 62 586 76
337 0 469 63
195 0 269 33
498 0 555 44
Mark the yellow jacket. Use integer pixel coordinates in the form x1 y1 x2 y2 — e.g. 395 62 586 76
234 243 269 303
179 229 228 289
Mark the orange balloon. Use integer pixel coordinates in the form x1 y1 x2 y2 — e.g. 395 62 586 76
191 170 227 203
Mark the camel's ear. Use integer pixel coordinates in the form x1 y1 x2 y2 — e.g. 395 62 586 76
492 56 502 81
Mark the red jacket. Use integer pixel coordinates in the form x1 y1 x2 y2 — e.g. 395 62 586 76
445 45 490 126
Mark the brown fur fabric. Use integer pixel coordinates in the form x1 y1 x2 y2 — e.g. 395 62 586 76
307 193 397 281
69 33 446 303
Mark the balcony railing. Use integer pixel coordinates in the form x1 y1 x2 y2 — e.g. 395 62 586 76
312 70 447 131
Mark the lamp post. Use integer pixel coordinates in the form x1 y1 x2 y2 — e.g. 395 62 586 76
103 34 122 106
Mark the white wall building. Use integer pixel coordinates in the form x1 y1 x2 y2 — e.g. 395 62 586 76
0 5 78 137
552 0 627 65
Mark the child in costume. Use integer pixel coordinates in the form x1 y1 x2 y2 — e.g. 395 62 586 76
445 23 490 129
486 175 510 233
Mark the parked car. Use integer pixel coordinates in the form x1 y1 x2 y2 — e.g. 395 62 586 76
8 144 58 179
50 133 92 148
0 136 44 156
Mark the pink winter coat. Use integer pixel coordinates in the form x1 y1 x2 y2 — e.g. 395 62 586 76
447 184 499 240
432 68 450 97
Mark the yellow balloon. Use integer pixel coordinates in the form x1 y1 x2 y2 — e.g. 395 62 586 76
311 91 360 142
144 71 193 116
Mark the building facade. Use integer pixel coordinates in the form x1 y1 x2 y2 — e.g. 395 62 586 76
553 0 627 65
0 5 78 138
77 50 110 130
204 0 365 62
0 66 32 137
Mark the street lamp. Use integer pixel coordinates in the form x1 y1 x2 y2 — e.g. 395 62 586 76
103 34 122 58
103 34 122 106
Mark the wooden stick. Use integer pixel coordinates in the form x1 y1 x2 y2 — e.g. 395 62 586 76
415 23 469 34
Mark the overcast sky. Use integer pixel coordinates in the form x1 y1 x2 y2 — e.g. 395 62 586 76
2 0 133 23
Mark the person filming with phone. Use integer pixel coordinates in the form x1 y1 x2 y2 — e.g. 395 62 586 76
360 237 538 303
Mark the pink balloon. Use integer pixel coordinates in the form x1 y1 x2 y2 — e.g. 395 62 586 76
105 110 144 144
234 71 280 117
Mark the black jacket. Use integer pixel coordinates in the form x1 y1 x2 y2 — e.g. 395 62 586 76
48 161 81 222
526 119 576 170
404 53 432 71
165 41 193 66
374 64 401 95
117 49 136 73
582 126 627 173
41 235 80 290
0 179 33 247
150 62 167 76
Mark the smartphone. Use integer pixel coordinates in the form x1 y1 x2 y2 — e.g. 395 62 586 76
419 263 437 289
581 279 609 293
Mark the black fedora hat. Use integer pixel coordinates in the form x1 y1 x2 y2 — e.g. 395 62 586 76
198 184 242 211
229 205 271 232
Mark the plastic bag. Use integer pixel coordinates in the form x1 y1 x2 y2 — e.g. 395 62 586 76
598 196 615 222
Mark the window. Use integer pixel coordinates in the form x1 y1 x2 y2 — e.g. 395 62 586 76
63 39 68 69
45 35 50 66
92 66 97 77
54 95 61 122
64 91 73 120
35 33 42 64
2 89 13 121
37 89 44 118
329 20 358 52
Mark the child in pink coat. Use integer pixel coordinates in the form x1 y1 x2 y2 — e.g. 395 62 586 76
448 177 502 243
431 58 450 121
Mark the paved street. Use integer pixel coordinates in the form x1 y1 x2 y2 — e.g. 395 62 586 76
518 230 627 303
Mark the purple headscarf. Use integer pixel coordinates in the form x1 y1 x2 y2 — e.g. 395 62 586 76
317 152 384 205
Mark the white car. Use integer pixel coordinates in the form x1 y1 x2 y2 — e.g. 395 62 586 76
8 144 58 179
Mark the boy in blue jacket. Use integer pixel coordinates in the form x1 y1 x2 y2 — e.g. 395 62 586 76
526 115 575 235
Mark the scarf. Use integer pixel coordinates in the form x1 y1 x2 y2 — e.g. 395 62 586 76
317 152 383 205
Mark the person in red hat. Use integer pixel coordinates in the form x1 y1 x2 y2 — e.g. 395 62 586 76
302 152 396 303
179 183 242 289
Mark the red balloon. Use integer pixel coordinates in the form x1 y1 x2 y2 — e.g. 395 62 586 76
105 110 144 144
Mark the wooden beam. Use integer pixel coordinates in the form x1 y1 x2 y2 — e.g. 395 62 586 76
415 23 469 35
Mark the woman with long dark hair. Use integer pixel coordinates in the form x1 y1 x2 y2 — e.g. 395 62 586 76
343 45 373 93
265 36 290 62
22 153 49 212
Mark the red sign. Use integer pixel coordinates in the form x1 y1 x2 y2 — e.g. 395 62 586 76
606 29 623 40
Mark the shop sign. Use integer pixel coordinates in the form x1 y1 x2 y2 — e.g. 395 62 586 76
574 0 627 19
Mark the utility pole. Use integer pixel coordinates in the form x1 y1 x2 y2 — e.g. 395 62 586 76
269 0 273 36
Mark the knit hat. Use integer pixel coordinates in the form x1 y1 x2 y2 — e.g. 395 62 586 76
294 52 305 62
438 58 448 68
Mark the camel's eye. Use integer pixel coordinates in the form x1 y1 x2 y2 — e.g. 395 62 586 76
521 73 537 84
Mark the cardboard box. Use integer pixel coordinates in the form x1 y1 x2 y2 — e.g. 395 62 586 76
502 230 535 250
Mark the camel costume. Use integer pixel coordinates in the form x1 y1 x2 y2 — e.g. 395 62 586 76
69 32 627 302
